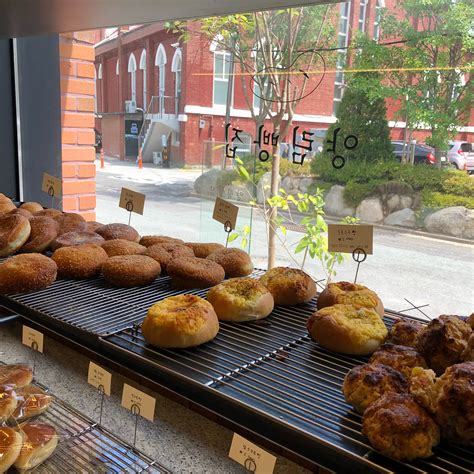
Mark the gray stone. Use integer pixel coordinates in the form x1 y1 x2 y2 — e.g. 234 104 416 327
386 194 400 212
400 195 413 209
463 210 474 239
424 206 469 238
356 197 384 223
257 171 281 205
384 208 416 228
300 177 313 193
281 176 293 193
324 185 355 217
222 183 253 202
194 168 224 197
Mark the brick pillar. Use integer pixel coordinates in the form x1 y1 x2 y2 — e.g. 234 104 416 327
59 32 97 221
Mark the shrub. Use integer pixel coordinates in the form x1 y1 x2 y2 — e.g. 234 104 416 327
343 181 384 207
216 169 240 195
422 192 474 209
440 171 474 197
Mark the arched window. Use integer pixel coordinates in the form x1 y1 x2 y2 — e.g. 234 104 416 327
139 49 147 109
210 36 232 107
373 0 384 42
128 53 137 102
333 2 351 114
115 58 119 75
171 48 182 115
155 44 167 112
98 63 102 79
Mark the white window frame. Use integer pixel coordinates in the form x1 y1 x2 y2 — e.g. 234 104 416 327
139 49 147 109
358 0 368 32
213 50 232 107
115 58 119 75
171 48 182 115
128 53 137 103
373 0 384 41
98 63 102 79
333 2 351 114
155 43 167 112
234 132 252 156
94 67 97 113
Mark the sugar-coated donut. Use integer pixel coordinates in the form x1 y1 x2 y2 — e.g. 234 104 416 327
207 278 274 322
20 202 44 214
0 254 57 294
0 427 23 473
142 294 219 348
144 243 194 271
96 223 140 242
34 208 63 219
206 248 253 277
102 255 161 287
54 212 87 235
21 216 59 253
0 214 31 256
51 231 105 250
86 221 103 232
140 235 184 247
167 257 225 289
317 281 384 318
8 208 33 220
185 242 225 258
101 239 146 257
52 244 108 279
259 267 316 306
0 196 16 213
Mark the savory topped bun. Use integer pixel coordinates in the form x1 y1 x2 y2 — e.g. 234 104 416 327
54 212 87 236
51 230 105 250
52 244 108 279
387 318 424 348
207 278 274 322
259 267 316 306
95 223 140 242
167 257 225 289
0 427 23 473
0 214 31 256
0 365 33 388
144 243 194 272
101 239 146 257
317 282 384 318
307 304 388 355
102 255 161 287
142 295 219 348
140 235 184 247
20 202 43 214
0 254 57 294
206 248 253 278
20 216 59 254
343 363 408 414
185 242 225 258
362 393 440 461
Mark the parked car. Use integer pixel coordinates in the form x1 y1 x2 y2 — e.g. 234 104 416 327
447 141 474 173
391 140 445 165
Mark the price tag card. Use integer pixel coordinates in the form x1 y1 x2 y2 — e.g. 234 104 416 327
87 361 112 396
42 173 62 197
22 325 44 353
119 188 145 215
213 197 239 230
328 224 373 254
121 383 155 422
229 433 277 473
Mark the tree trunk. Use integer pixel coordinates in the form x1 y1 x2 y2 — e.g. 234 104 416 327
267 132 281 269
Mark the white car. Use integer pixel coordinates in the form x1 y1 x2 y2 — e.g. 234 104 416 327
447 141 474 173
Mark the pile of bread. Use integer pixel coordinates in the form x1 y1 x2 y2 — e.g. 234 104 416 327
0 364 58 472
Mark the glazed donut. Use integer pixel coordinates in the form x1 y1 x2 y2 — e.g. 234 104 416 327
102 255 161 287
167 257 225 289
20 202 43 214
52 244 108 279
21 216 59 253
259 267 316 306
8 208 33 220
51 231 105 250
0 364 33 388
0 214 31 256
54 212 87 236
317 281 384 318
144 243 194 271
0 254 57 294
207 278 274 322
95 223 140 242
101 239 146 257
139 235 184 247
0 196 16 213
86 221 103 233
34 208 63 219
142 295 219 348
11 385 52 421
0 427 23 473
185 242 225 258
206 248 253 277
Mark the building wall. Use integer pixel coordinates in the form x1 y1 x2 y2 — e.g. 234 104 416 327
102 115 122 158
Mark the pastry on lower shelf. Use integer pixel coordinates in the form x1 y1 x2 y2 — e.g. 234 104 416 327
85 221 103 233
207 278 274 322
51 231 105 250
139 235 184 247
95 223 140 242
0 214 31 257
185 242 224 258
101 239 146 257
144 243 194 272
387 318 424 348
102 255 161 287
362 393 440 461
307 304 388 355
0 254 57 294
0 388 18 422
167 257 225 289
206 248 253 278
343 363 408 414
52 244 108 279
462 333 474 362
317 282 384 318
0 365 33 388
14 422 58 471
259 267 316 306
20 202 44 214
12 385 52 421
0 426 23 473
142 294 219 348
53 212 87 236
20 216 59 253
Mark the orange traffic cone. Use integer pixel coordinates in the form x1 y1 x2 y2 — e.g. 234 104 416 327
100 148 105 169
138 147 143 169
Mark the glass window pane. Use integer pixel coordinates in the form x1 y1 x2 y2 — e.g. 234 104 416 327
214 80 227 105
214 54 224 78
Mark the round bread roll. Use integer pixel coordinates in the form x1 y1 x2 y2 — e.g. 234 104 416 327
0 389 18 422
142 295 219 348
186 242 225 258
144 243 194 271
20 202 43 214
343 363 408 414
14 422 58 471
0 365 33 388
20 216 59 253
387 318 424 348
51 231 105 250
86 221 103 233
140 235 184 247
362 393 440 461
259 267 316 306
8 208 33 220
307 304 388 355
206 248 253 278
0 214 31 256
96 223 139 242
101 239 146 257
317 282 384 318
0 254 57 294
102 255 161 287
52 244 108 279
34 208 63 219
167 257 225 289
12 386 52 421
0 196 16 213
0 427 23 473
54 212 87 236
207 278 274 322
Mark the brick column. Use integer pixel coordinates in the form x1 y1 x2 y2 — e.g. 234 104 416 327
59 32 97 221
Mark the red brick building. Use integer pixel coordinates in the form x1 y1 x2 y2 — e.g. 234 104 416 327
94 1 473 166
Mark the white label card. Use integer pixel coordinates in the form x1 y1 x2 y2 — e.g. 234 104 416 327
87 361 112 396
121 383 156 422
42 173 62 198
22 326 44 353
228 433 277 473
213 197 239 230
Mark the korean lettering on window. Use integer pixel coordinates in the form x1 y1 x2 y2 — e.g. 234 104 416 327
326 126 358 169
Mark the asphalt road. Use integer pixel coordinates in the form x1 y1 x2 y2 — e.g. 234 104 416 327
95 159 474 318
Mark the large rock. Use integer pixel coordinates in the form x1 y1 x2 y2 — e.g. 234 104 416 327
384 208 416 228
386 194 401 212
299 177 313 193
425 206 474 239
356 197 384 223
194 169 225 197
222 183 253 202
400 195 413 209
324 185 355 217
257 171 281 205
